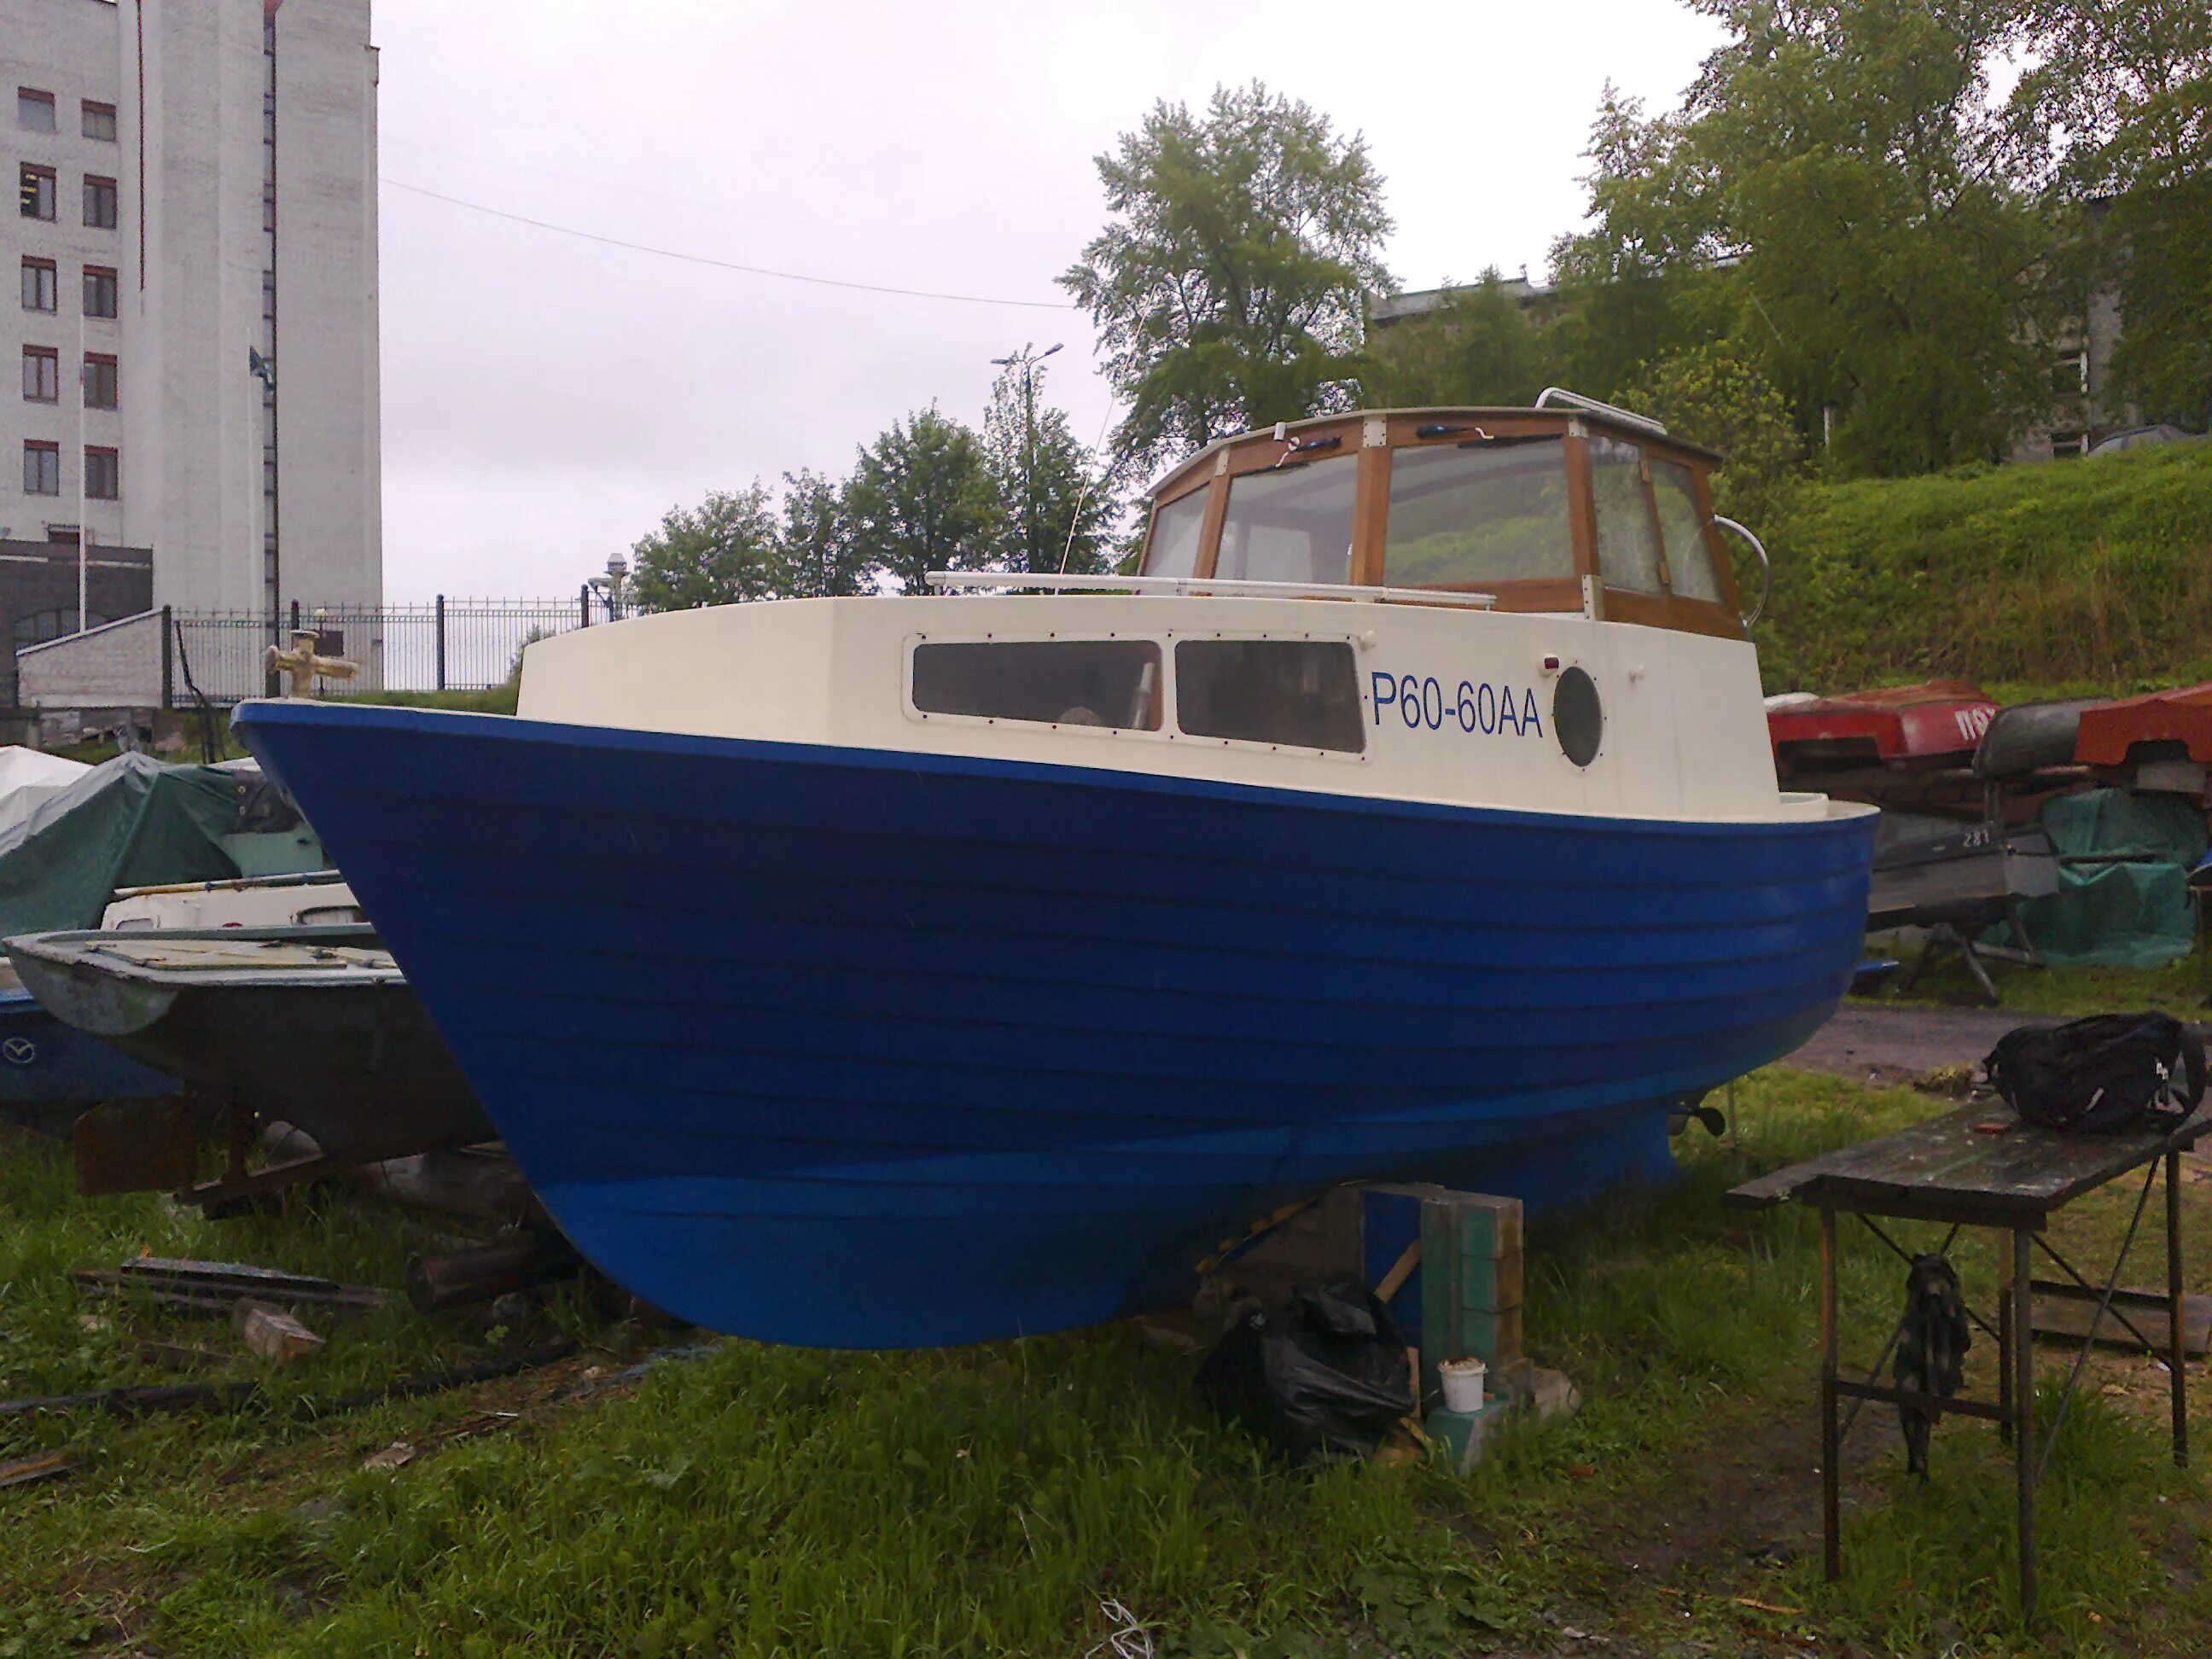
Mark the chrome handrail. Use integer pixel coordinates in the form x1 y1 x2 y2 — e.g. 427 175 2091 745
924 571 1497 608
1714 516 1771 628
1534 386 1669 437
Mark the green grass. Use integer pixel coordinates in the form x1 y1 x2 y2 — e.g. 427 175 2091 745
1756 441 2212 696
3 1068 2209 1656
1863 941 2210 1017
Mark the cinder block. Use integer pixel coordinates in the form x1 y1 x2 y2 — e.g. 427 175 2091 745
1425 1397 1516 1472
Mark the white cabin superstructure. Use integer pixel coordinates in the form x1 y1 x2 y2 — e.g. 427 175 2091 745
518 401 1835 828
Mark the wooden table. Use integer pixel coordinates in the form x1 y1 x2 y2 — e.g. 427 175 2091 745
1729 1103 2211 1619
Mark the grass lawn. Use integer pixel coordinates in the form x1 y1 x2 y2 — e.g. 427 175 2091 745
4 1068 2209 1657
1862 943 2210 1019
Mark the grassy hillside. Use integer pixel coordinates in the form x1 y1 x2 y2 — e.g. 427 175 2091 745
1752 441 2212 696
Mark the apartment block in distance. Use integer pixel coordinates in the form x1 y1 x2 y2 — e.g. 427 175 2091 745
1 0 380 657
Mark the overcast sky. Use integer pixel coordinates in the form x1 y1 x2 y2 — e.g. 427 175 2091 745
370 0 1726 601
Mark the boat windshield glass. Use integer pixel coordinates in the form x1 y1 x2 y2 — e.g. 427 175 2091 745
1174 639 1365 754
1589 435 1664 594
911 639 1163 731
1382 439 1575 587
1214 457 1357 585
1143 488 1207 579
1650 458 1722 602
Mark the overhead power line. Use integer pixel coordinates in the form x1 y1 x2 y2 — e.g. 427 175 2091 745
382 178 1076 311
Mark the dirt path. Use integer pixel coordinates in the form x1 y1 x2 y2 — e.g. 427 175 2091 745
1784 1003 2030 1087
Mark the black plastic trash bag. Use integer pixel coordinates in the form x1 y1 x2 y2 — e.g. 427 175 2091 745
1195 1280 1416 1463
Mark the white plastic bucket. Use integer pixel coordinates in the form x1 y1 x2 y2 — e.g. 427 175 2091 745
1438 1355 1486 1413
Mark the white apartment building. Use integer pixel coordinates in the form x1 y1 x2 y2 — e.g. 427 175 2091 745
2 0 380 632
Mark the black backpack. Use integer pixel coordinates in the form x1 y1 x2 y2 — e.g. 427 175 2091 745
1984 1013 2205 1134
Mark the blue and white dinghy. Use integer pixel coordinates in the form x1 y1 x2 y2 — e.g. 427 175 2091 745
236 397 1876 1348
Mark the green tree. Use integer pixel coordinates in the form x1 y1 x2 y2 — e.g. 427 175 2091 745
1359 271 1551 409
1062 81 1394 474
2017 0 2212 428
1624 342 1805 527
982 360 1117 574
777 469 871 597
846 410 1002 595
629 484 785 611
1556 3 2055 474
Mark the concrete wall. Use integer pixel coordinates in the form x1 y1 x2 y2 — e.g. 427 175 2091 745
0 535 154 703
16 606 165 708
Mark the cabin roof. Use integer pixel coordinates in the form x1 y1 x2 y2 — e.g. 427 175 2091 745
1144 405 1726 502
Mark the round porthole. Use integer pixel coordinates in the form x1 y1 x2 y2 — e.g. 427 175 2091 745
1553 667 1603 768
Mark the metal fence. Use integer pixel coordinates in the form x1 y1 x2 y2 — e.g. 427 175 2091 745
164 593 620 705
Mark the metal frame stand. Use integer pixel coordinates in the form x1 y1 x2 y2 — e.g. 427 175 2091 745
1817 1151 2188 1621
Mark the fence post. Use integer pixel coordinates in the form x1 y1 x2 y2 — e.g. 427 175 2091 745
289 598 300 636
160 605 173 708
579 583 591 628
435 594 447 692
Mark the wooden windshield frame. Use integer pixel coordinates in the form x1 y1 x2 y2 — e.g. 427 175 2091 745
1138 408 1747 639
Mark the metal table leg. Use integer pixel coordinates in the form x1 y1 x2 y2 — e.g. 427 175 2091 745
1821 1207 1840 1583
2014 1227 2035 1620
2170 1150 2190 1469
1998 1225 2014 1447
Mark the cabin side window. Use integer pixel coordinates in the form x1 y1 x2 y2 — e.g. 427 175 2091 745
1143 488 1207 578
1648 459 1723 603
1382 439 1575 587
1214 457 1357 585
911 639 1164 731
1174 639 1365 754
1588 435 1665 595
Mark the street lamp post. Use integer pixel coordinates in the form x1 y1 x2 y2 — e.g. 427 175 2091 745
990 341 1062 573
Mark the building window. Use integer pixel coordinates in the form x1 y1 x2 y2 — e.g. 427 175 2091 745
83 352 116 409
14 609 109 649
19 164 55 221
2052 431 2089 460
81 102 117 142
16 90 56 133
83 176 117 230
2052 352 2088 397
22 346 58 403
83 265 118 318
23 441 60 495
85 446 119 500
22 257 57 311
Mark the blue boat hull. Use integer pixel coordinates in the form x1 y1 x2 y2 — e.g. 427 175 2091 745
236 702 1875 1348
0 989 177 1138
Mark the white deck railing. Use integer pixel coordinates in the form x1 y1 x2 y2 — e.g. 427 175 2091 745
924 571 1497 608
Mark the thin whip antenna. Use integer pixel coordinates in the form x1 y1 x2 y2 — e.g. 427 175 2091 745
1059 402 1118 574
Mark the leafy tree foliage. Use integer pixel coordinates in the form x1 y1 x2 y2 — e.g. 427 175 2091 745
629 485 788 611
1624 342 1805 527
1359 271 1549 409
1062 82 1393 475
846 410 1003 595
2018 0 2212 428
981 361 1117 574
1553 3 2055 474
777 469 871 598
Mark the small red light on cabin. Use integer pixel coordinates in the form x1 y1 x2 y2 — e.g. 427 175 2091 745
1541 655 1561 673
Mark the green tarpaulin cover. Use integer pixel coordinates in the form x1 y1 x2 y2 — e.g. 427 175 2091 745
2000 788 2208 969
0 754 246 939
